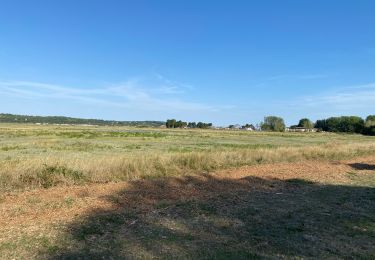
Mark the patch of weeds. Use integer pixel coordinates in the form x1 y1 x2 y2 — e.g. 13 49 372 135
20 164 86 189
347 171 358 180
58 141 114 151
255 156 264 164
215 143 278 150
38 165 85 188
38 236 59 252
46 244 61 254
0 232 64 259
10 206 26 217
58 130 167 139
0 145 24 151
56 131 100 139
168 147 195 153
26 196 42 204
64 196 75 207
123 144 142 150
0 241 17 251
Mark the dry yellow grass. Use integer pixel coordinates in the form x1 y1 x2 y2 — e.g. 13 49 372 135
0 143 375 191
1 124 375 191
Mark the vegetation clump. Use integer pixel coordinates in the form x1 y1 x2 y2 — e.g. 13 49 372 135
260 116 286 132
315 116 365 133
363 115 375 136
20 165 85 189
166 119 212 129
298 118 314 129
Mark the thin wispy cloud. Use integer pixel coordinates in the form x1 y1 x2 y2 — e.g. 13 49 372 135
150 73 195 95
299 83 375 112
0 76 230 114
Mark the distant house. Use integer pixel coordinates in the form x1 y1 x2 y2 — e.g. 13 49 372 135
229 124 242 130
241 124 256 131
286 126 317 132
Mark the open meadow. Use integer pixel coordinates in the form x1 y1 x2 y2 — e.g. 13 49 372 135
1 124 375 191
0 124 375 258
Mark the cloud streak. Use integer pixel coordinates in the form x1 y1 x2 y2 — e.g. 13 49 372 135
302 82 375 109
0 77 229 113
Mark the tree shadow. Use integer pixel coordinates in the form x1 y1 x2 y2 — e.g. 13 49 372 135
48 174 375 259
349 163 375 171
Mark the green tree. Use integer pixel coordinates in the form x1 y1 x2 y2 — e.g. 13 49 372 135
175 120 183 128
260 116 285 132
166 119 176 128
365 115 375 127
181 121 188 128
188 122 197 128
364 115 375 136
196 122 212 129
315 119 327 131
298 118 314 129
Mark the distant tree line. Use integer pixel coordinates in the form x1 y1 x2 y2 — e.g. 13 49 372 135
0 113 164 127
315 115 375 135
3 113 374 136
260 115 375 136
166 119 212 129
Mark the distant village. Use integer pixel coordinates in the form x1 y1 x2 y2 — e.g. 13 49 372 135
1 113 374 135
165 118 318 132
165 115 375 135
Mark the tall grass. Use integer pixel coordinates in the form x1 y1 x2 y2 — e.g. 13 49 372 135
1 142 375 191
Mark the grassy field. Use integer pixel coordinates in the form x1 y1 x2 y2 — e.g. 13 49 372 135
0 124 375 259
1 124 375 192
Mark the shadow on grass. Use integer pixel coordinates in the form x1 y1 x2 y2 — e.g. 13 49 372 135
48 174 375 259
349 163 375 171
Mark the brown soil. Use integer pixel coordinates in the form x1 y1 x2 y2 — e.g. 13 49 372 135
1 156 374 228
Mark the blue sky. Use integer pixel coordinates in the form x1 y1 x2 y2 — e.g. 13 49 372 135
0 0 374 126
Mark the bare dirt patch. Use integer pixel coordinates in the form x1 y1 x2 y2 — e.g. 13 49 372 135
0 156 374 259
